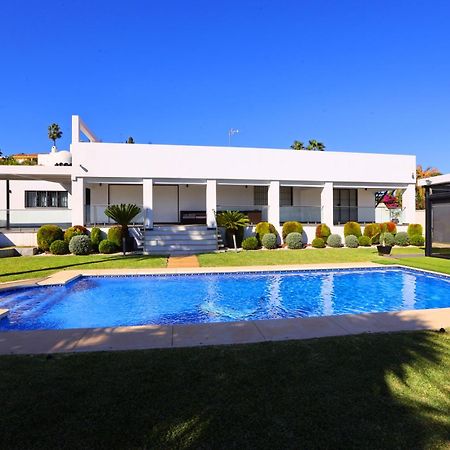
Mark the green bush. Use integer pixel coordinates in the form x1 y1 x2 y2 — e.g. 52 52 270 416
64 225 88 243
345 235 359 248
381 222 397 234
394 231 410 246
358 235 371 247
282 221 303 242
327 234 342 248
311 237 326 248
90 227 105 251
37 225 64 251
315 224 331 240
49 239 69 255
261 233 277 249
242 236 259 250
98 239 118 254
108 226 123 248
407 224 423 238
69 235 92 255
409 235 425 246
343 221 362 237
255 222 276 244
380 232 395 246
286 232 302 249
364 223 381 243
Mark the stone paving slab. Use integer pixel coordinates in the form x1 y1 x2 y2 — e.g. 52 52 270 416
167 255 200 268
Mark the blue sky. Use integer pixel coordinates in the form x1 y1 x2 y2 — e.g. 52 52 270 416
0 0 449 171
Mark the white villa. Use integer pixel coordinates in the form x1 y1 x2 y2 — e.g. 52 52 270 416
0 116 417 253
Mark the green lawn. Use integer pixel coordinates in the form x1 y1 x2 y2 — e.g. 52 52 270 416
379 256 450 275
0 331 448 449
0 254 167 283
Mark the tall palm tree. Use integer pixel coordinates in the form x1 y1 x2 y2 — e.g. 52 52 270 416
290 140 305 150
48 123 63 146
415 165 441 209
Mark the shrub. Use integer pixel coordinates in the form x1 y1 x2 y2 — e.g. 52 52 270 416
282 221 303 242
255 222 276 244
380 232 395 246
108 226 123 248
407 224 423 238
64 225 88 243
343 221 362 237
90 227 105 251
394 231 410 246
358 235 371 247
261 233 277 249
345 235 359 248
98 239 118 254
363 223 381 243
315 224 331 241
327 234 342 248
381 222 397 234
410 235 425 246
242 236 259 250
311 237 326 248
37 225 64 251
286 232 302 249
69 235 92 255
49 239 69 255
216 211 249 249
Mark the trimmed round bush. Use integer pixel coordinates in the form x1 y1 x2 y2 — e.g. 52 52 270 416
108 226 123 248
37 225 64 251
381 221 397 234
311 237 326 248
286 232 302 249
98 239 118 254
410 235 425 246
49 239 69 255
242 236 259 250
363 223 381 243
69 235 92 255
261 233 277 249
90 227 105 251
343 221 362 237
327 234 342 248
255 222 276 244
381 232 395 246
407 224 423 238
315 224 331 241
394 231 410 246
282 221 303 242
64 225 88 243
358 235 371 247
345 235 359 248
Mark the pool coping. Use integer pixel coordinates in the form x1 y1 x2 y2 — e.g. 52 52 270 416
0 262 449 355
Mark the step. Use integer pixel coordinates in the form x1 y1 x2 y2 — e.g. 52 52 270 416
145 241 217 248
150 226 209 232
144 234 217 241
145 231 215 237
144 249 216 256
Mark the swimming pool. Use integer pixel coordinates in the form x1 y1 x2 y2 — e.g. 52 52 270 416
0 268 449 331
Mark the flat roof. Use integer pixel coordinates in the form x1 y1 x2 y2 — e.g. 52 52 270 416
418 173 450 186
0 165 72 181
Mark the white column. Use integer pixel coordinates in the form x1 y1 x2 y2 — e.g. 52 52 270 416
206 180 217 228
71 177 85 226
402 183 416 224
143 178 154 229
321 182 333 225
268 181 280 226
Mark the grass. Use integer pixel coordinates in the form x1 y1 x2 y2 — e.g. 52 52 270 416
0 254 167 283
0 331 448 449
380 256 450 275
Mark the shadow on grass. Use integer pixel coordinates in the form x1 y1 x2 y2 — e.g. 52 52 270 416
0 314 449 448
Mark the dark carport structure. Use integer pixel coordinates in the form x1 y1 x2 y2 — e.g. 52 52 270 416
420 174 450 258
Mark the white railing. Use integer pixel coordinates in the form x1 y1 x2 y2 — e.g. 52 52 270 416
334 206 405 224
280 206 321 223
0 209 72 228
87 205 144 226
216 205 268 223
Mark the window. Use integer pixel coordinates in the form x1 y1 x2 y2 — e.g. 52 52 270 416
333 189 358 223
25 191 68 208
280 187 293 206
254 186 268 205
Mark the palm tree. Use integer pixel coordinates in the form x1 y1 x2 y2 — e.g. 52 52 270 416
216 210 249 250
126 137 135 144
416 165 442 209
290 140 305 150
48 123 63 147
306 140 325 151
104 204 142 237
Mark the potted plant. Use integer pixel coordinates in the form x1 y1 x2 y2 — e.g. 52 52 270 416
216 210 250 251
376 232 393 256
104 203 141 253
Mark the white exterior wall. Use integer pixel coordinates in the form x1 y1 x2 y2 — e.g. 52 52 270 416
217 185 254 207
292 187 321 206
357 188 376 222
179 185 205 211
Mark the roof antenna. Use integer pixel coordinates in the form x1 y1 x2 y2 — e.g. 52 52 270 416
228 128 239 146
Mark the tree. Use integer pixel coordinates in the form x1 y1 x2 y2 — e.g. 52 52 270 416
415 165 441 209
216 210 249 250
48 123 63 146
127 137 135 144
104 204 142 237
290 140 305 150
306 140 325 151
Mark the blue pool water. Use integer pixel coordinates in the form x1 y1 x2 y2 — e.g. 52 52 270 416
0 268 449 331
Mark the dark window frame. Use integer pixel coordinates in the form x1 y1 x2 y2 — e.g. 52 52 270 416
24 191 68 208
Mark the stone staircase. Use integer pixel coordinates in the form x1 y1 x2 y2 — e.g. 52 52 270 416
143 225 218 255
